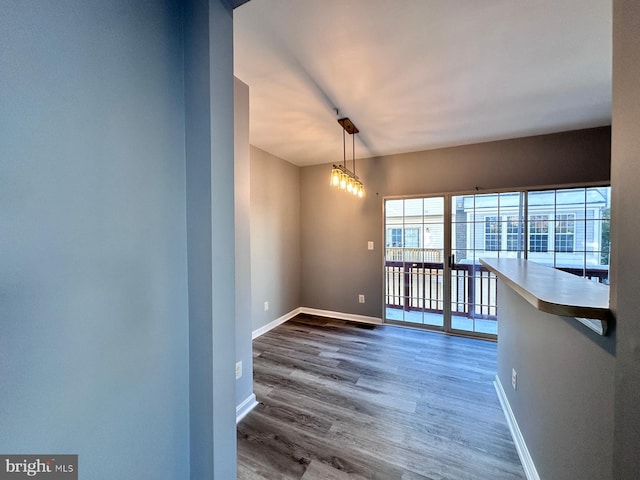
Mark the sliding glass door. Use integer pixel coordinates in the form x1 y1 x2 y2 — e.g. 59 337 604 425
384 193 503 337
384 186 610 340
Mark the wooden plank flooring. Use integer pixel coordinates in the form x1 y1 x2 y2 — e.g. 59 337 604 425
237 314 525 480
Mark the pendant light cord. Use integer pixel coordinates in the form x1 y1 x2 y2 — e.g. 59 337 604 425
352 134 356 175
342 128 346 167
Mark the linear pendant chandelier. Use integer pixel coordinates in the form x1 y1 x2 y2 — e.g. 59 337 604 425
330 117 365 198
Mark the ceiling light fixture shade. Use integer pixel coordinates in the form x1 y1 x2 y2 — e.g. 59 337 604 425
330 116 364 198
330 167 341 187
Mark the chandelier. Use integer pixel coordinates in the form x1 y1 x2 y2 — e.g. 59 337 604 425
330 117 365 198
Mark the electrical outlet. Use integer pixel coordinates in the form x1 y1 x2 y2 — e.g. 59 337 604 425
358 294 365 303
235 361 242 380
367 241 374 250
512 368 517 390
264 301 269 312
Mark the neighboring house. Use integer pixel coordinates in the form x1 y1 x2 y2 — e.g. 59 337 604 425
461 188 610 269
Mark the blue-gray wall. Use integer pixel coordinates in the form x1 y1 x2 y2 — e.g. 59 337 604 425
235 78 255 409
184 0 237 478
1 0 238 478
0 1 190 478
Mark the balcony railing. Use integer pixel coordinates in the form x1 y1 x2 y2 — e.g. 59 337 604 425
385 248 609 322
385 260 497 319
385 247 442 263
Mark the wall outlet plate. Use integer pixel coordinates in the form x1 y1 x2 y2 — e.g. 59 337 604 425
263 301 269 311
235 361 242 380
367 241 374 250
358 294 365 303
512 368 517 390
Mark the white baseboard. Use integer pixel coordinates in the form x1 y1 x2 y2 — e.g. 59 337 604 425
236 393 258 424
251 306 383 340
252 307 302 339
300 307 383 325
494 376 540 480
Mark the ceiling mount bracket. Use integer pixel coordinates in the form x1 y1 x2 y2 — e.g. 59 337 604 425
337 117 359 135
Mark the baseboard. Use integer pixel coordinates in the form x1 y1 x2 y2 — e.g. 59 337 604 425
251 306 383 340
236 393 258 424
300 307 383 325
252 307 302 339
494 376 540 480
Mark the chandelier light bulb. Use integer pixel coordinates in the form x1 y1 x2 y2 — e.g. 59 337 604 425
340 172 348 190
330 167 341 186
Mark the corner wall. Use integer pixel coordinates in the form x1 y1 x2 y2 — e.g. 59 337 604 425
611 0 640 477
184 0 237 478
250 146 301 332
497 283 615 480
300 127 611 318
234 77 255 411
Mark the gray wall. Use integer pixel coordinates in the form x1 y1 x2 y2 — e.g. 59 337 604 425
0 1 190 477
611 0 640 477
497 283 615 480
300 127 611 318
235 77 254 406
184 0 236 478
0 1 239 477
250 146 301 331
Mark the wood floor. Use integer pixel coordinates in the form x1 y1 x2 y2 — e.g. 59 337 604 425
237 314 525 480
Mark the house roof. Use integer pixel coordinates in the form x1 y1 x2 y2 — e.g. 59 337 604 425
234 0 612 167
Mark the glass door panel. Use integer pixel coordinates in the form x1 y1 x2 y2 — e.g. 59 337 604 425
384 197 445 328
526 187 611 282
450 192 524 337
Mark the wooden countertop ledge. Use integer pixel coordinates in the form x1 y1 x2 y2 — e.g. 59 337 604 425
480 258 611 335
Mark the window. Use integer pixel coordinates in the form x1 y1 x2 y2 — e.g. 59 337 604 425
386 227 420 247
404 228 420 248
555 214 575 253
529 215 549 252
387 228 402 247
485 216 501 251
506 215 524 251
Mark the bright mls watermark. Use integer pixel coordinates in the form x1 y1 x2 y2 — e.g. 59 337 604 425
0 456 77 479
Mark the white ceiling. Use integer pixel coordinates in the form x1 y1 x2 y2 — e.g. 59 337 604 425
234 0 611 167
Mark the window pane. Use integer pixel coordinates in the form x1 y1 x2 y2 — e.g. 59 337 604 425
555 213 575 253
484 216 501 251
529 214 549 253
385 199 403 218
403 198 423 220
404 228 420 248
506 215 524 251
386 227 403 248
